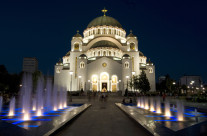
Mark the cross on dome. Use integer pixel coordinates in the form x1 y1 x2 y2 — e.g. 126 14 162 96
102 8 108 16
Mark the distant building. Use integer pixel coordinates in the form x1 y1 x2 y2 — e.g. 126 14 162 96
158 76 166 84
179 75 203 88
22 57 38 73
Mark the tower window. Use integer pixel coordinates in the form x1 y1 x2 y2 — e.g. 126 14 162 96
130 43 135 50
124 62 129 68
149 67 153 73
80 62 85 68
74 43 79 50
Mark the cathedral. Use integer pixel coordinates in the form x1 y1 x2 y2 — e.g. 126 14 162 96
54 9 155 94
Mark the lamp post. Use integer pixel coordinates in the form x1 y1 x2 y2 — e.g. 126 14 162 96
126 76 129 90
132 72 135 92
69 72 73 91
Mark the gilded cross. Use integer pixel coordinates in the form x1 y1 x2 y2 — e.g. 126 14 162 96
102 8 108 16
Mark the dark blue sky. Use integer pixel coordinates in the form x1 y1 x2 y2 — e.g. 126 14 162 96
0 0 207 82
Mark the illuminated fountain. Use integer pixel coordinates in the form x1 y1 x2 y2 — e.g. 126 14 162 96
0 96 2 113
177 100 184 121
156 97 161 113
0 72 69 125
150 97 155 111
141 97 144 108
165 99 171 117
32 98 36 111
36 76 44 116
53 85 58 111
137 97 140 107
22 74 32 120
45 79 52 111
144 97 149 110
8 97 15 116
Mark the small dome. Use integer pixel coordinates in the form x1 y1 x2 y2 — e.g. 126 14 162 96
147 58 153 65
87 16 122 28
127 30 136 37
122 54 130 58
79 54 87 58
73 30 82 37
90 41 119 49
139 51 144 56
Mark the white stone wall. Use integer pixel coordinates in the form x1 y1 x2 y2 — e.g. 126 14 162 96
87 57 122 91
122 58 132 93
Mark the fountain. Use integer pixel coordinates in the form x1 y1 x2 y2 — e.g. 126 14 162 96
0 96 2 113
137 97 140 107
32 98 36 111
22 74 32 120
141 96 144 108
53 85 58 111
165 99 171 117
156 96 161 113
144 97 149 110
150 97 155 111
45 78 52 111
177 100 184 121
8 97 15 116
36 76 44 116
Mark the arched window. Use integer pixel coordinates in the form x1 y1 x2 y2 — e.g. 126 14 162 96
56 68 60 73
114 52 116 56
104 29 106 34
149 67 153 73
109 51 111 56
98 29 100 34
80 62 85 68
93 52 95 56
74 43 79 50
103 51 106 56
98 51 100 56
124 62 129 68
130 43 135 50
109 29 111 34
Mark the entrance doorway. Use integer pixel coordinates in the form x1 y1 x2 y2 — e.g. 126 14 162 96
102 82 107 92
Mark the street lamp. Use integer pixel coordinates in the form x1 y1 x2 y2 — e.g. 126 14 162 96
69 72 73 91
126 76 129 90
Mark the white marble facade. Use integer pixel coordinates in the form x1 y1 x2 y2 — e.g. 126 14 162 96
54 11 155 93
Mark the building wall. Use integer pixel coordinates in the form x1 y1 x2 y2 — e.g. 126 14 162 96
87 57 122 91
145 65 156 92
179 76 202 88
22 57 38 73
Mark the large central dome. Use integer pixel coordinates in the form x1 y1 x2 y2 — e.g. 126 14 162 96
87 16 122 28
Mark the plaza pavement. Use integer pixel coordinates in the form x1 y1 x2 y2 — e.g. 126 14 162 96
52 95 151 136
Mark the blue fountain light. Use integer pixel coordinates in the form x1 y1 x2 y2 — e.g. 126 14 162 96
17 125 39 127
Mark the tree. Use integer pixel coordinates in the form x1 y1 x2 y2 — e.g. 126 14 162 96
137 71 151 93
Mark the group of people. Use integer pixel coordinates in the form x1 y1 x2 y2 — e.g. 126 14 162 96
122 98 132 104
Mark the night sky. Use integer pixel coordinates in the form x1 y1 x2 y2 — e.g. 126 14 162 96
0 0 207 82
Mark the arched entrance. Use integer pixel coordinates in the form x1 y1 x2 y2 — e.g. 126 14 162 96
92 75 98 92
100 72 109 92
111 75 118 92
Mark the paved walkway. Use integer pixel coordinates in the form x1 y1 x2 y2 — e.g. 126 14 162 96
53 96 151 136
